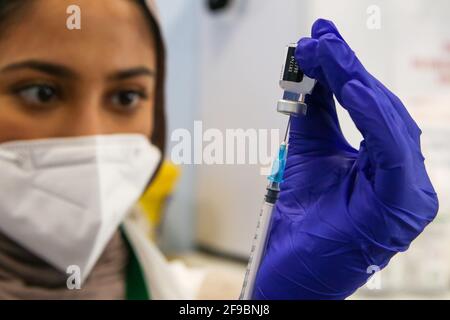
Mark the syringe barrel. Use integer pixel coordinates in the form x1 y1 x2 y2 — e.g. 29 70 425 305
240 201 275 300
265 182 280 204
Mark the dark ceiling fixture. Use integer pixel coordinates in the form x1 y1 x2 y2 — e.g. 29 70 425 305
207 0 232 13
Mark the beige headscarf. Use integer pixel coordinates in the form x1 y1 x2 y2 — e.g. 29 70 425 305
141 0 167 160
0 0 166 300
0 232 129 300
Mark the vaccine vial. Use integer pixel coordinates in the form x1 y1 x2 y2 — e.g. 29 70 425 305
277 44 316 117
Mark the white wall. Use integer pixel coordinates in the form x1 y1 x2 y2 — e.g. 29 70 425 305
194 0 315 257
155 0 201 252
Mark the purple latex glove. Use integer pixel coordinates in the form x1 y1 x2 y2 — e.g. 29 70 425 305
253 19 439 300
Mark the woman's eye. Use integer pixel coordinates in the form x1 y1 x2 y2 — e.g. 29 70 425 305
111 90 147 111
16 85 58 105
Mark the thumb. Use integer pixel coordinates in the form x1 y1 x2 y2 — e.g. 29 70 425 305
288 38 355 155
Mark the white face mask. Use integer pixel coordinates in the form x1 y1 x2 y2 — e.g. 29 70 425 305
0 134 161 281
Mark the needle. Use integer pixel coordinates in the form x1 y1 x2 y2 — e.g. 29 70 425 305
283 118 291 143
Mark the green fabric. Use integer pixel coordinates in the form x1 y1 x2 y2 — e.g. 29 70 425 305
121 229 151 300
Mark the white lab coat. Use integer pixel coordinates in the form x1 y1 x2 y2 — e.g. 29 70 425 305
122 206 206 300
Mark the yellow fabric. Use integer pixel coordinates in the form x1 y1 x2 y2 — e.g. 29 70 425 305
139 161 181 238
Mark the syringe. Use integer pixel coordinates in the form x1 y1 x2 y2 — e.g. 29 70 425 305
239 43 315 300
239 124 289 300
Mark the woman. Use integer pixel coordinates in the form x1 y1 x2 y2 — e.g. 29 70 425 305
0 0 438 300
0 0 173 299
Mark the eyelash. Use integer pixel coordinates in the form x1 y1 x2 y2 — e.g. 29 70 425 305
108 89 149 114
11 83 149 113
13 83 61 106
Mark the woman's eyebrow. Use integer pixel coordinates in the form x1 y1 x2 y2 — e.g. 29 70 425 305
108 67 155 81
0 61 155 81
0 60 78 78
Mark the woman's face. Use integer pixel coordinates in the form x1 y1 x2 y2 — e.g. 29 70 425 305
0 0 157 143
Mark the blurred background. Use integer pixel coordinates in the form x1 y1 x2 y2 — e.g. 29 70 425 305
148 0 450 299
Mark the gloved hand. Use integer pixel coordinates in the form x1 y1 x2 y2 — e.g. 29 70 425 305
253 19 439 300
